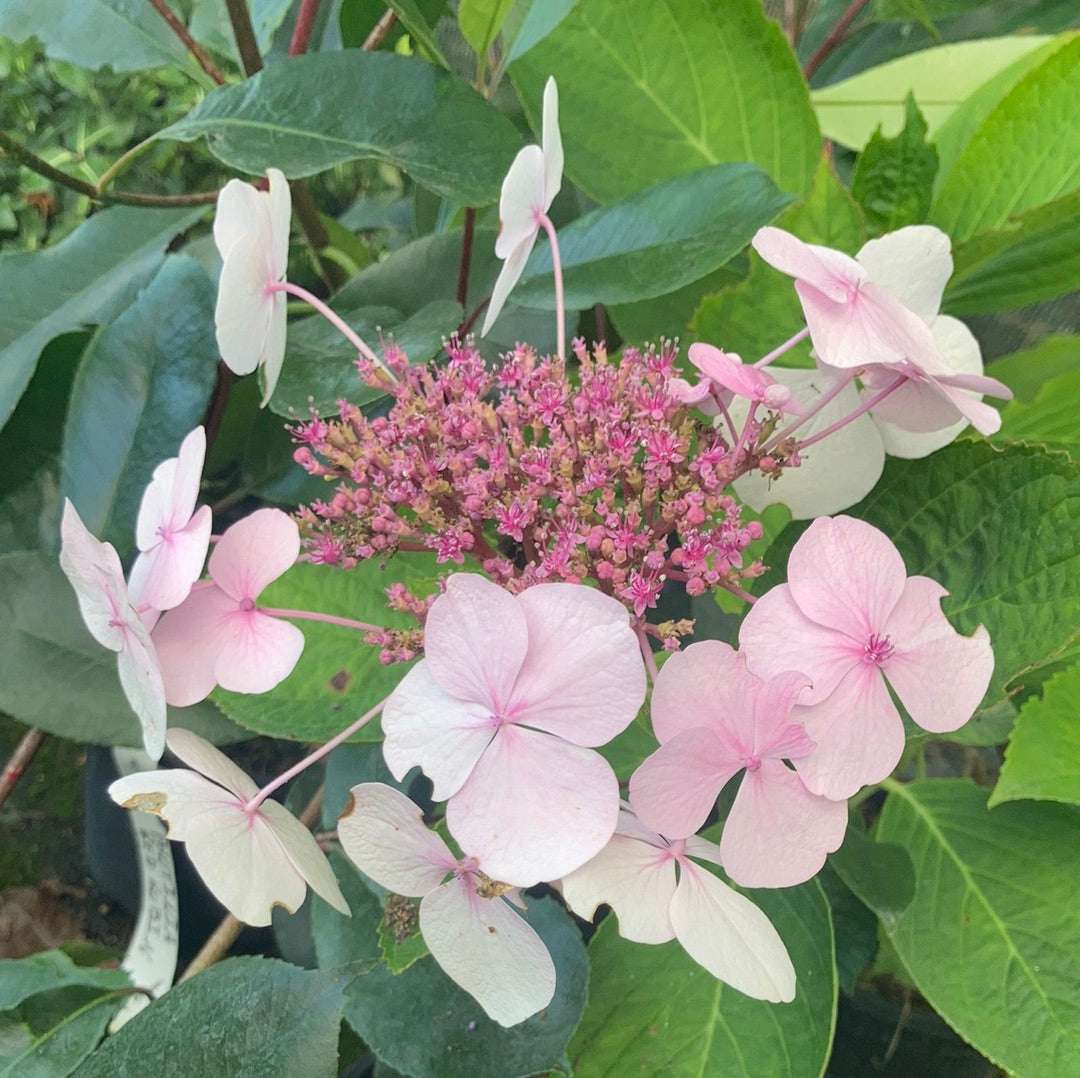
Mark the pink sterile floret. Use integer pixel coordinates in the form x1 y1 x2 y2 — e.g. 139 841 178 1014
686 343 802 415
740 515 994 800
629 640 846 888
381 574 647 887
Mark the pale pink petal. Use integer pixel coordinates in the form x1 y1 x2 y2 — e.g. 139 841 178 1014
931 379 1003 436
739 584 860 707
215 232 275 376
856 225 952 322
337 781 453 897
510 583 645 746
165 728 258 799
495 145 545 259
135 427 206 549
629 729 741 839
541 77 563 209
793 663 905 800
212 178 265 259
882 576 993 733
266 168 291 280
447 725 618 887
668 376 713 405
420 877 556 1027
752 227 858 302
561 833 676 944
209 508 300 602
868 368 965 435
258 291 288 407
751 670 814 757
212 608 305 695
152 586 235 706
59 500 127 652
128 505 212 612
689 344 763 397
670 859 796 1003
261 798 349 915
116 623 167 761
423 574 529 711
787 516 907 641
481 232 535 337
720 759 847 888
683 833 724 868
382 662 495 801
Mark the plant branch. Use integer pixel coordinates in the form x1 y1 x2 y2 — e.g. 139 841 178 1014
456 207 476 308
803 0 872 80
148 0 226 84
289 0 323 55
0 728 46 810
362 8 398 51
223 0 264 75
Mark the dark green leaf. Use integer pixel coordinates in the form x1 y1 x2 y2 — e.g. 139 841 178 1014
385 0 451 66
322 742 407 828
817 867 878 995
158 53 521 205
829 823 915 926
1 993 121 1078
0 952 128 1011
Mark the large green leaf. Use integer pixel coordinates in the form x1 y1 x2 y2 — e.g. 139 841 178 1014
931 34 1080 241
827 823 915 927
0 552 243 747
0 952 129 1011
989 334 1080 403
510 0 819 202
512 164 791 309
758 443 1080 742
213 555 443 742
157 52 521 205
312 852 588 1078
0 992 121 1078
994 368 1080 456
60 256 218 554
875 778 1080 1075
0 206 206 430
568 877 836 1077
458 0 515 55
991 664 1080 807
0 0 189 72
810 35 1053 150
78 958 349 1078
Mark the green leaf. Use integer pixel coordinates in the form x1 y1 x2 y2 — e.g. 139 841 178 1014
458 0 515 55
385 0 451 67
377 895 429 974
828 824 915 926
313 852 588 1078
991 664 1080 807
513 164 791 310
851 95 938 233
0 0 189 72
78 958 349 1078
0 952 128 1011
758 442 1080 740
597 714 658 783
188 0 293 63
989 334 1080 403
0 552 243 747
158 53 521 205
60 256 218 554
268 299 462 418
994 368 1080 456
810 35 1054 150
816 867 878 995
510 0 820 203
875 778 1080 1075
0 206 206 429
568 877 836 1077
213 555 443 742
0 993 121 1078
930 34 1080 242
322 743 405 828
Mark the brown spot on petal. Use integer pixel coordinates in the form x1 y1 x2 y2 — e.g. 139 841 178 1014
329 669 351 693
487 925 497 934
474 871 513 899
122 792 166 815
338 791 356 821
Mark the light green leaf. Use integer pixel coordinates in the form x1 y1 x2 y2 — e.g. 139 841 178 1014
0 0 189 72
0 552 243 747
568 876 836 1077
992 664 1080 807
876 778 1080 1075
510 0 819 202
0 206 206 430
989 334 1080 403
458 0 515 55
213 555 443 742
78 958 348 1078
513 164 791 310
157 52 521 205
60 256 218 555
0 993 121 1078
810 35 1053 150
931 34 1080 241
994 368 1080 456
0 952 129 1011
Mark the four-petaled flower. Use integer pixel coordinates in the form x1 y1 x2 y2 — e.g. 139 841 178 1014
339 782 556 1027
630 640 846 887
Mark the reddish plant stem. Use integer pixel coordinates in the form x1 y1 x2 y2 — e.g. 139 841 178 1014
259 607 385 633
148 0 226 84
362 8 398 50
456 207 476 308
635 625 659 683
288 0 323 55
202 364 236 450
797 374 905 449
0 729 46 810
803 0 872 80
460 296 490 336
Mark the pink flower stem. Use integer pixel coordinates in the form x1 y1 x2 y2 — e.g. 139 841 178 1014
733 402 759 459
635 623 659 683
713 392 739 445
267 281 393 378
797 374 906 450
536 213 566 361
244 697 387 814
754 326 810 368
758 369 858 456
259 607 386 634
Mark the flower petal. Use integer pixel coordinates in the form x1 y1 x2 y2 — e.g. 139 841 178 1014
561 832 676 944
116 622 167 761
541 77 563 209
381 661 495 801
212 609 305 695
793 663 905 800
720 760 847 887
258 291 288 408
752 227 859 302
447 725 619 887
495 144 545 259
787 515 907 641
152 586 235 706
856 225 952 322
215 232 275 377
420 877 556 1027
650 639 751 743
165 728 257 799
261 797 349 915
481 233 536 337
629 729 740 839
882 576 993 733
59 499 127 652
266 167 291 280
424 574 529 712
209 508 300 602
213 178 265 259
510 583 645 746
338 782 453 897
751 670 814 758
135 426 206 549
670 859 795 1003
128 505 213 612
